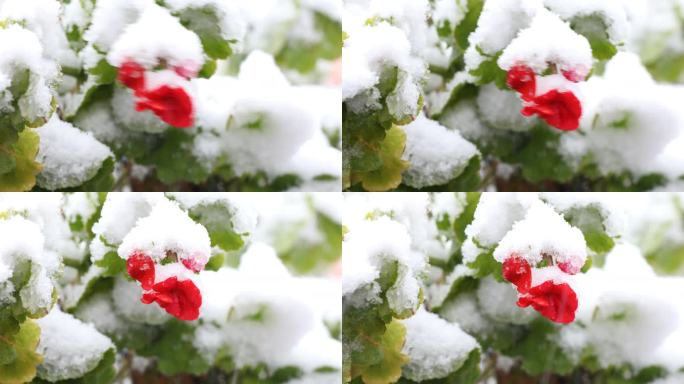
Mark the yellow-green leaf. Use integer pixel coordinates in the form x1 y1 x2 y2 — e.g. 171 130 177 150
355 126 409 191
0 129 42 192
356 320 409 384
0 320 43 384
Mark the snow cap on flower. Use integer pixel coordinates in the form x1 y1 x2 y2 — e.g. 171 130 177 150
107 4 204 71
498 8 592 76
493 201 587 272
118 199 211 271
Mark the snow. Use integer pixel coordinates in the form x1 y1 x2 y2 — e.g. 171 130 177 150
342 215 425 316
342 19 425 99
559 52 684 178
498 8 593 75
0 0 77 67
191 51 327 180
36 116 113 190
118 199 211 269
493 200 587 270
107 4 204 71
401 307 479 381
84 0 154 51
401 114 479 188
0 24 56 120
92 193 165 245
36 307 113 381
477 84 536 132
476 276 537 324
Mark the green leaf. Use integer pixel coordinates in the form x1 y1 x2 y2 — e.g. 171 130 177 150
570 15 618 61
89 59 118 85
466 249 502 280
505 126 575 184
563 206 615 254
276 12 342 73
507 320 574 376
0 320 42 384
454 192 481 243
354 125 409 191
94 250 126 277
139 320 211 375
0 129 42 192
142 129 211 185
469 50 508 88
455 0 484 51
60 157 115 192
176 5 235 60
354 320 409 384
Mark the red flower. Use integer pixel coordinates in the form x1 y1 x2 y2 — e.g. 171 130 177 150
181 258 205 273
521 89 582 131
135 85 194 128
558 260 581 275
142 277 202 321
502 255 531 293
118 61 146 92
517 281 578 324
561 69 585 83
127 251 155 290
507 65 537 101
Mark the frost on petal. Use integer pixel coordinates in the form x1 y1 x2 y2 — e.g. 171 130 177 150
126 251 155 290
502 255 532 293
35 307 113 381
118 60 146 91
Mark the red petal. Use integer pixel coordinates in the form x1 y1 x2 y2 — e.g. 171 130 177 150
507 65 537 101
520 90 581 131
502 255 531 293
127 251 155 290
181 259 204 273
518 281 578 324
562 69 585 83
135 85 194 128
558 260 581 275
118 61 146 91
141 277 202 321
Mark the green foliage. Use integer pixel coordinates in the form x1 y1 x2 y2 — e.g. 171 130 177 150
352 320 409 384
570 15 618 61
563 206 616 254
0 128 42 192
275 207 342 275
504 125 575 184
277 12 342 73
34 349 117 384
175 5 237 60
350 125 409 192
0 320 42 384
139 320 211 376
455 0 485 51
94 250 127 277
141 129 211 185
454 192 481 243
505 320 574 376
